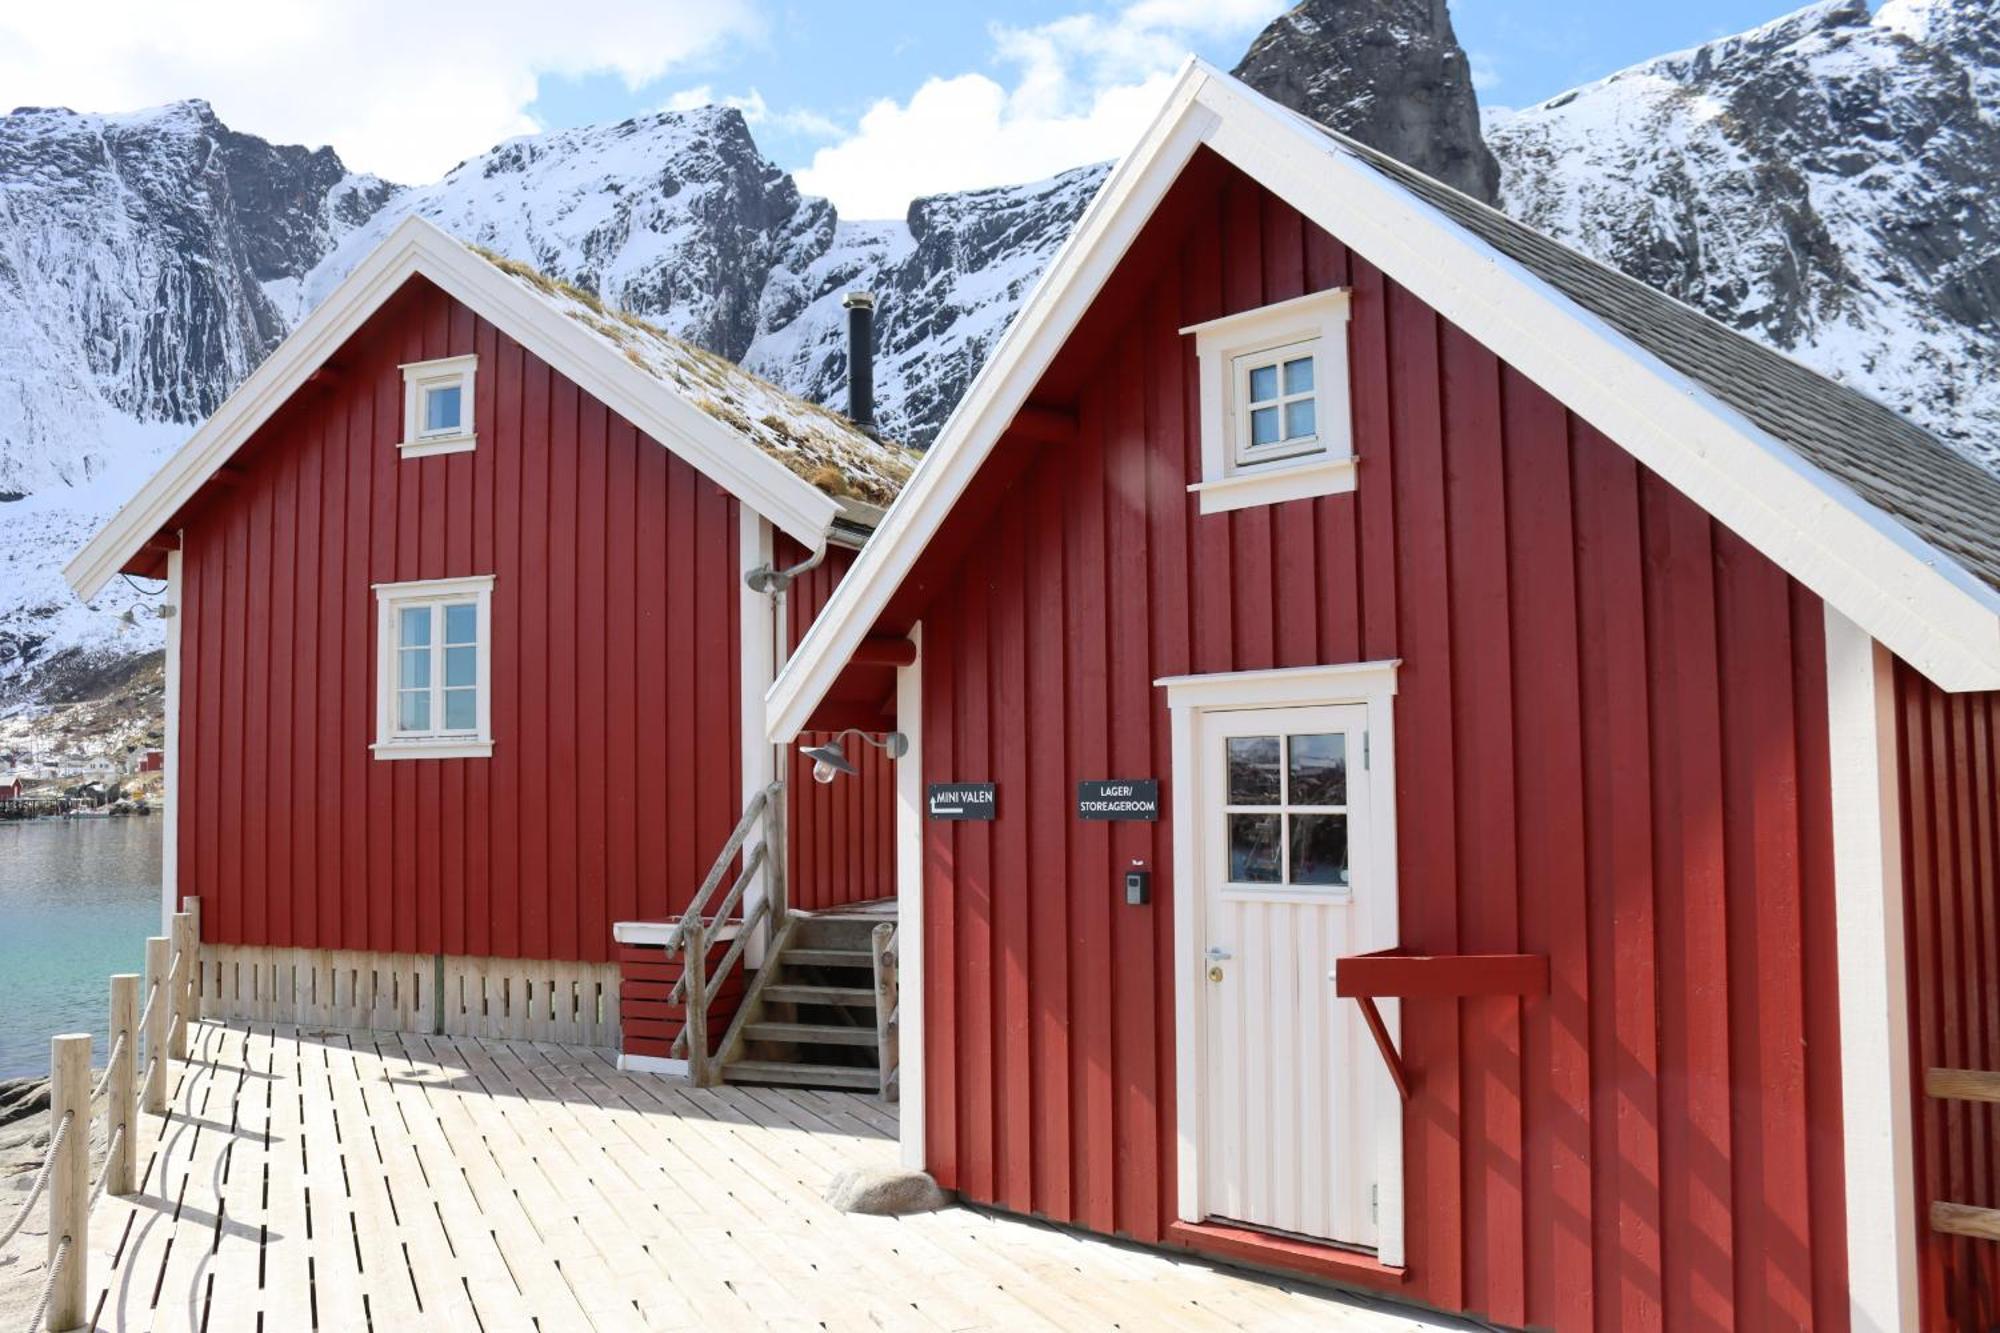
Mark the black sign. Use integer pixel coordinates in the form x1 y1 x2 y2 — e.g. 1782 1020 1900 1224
928 783 997 820
1077 779 1160 821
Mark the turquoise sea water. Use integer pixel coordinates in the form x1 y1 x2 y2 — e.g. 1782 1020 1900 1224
0 818 162 1079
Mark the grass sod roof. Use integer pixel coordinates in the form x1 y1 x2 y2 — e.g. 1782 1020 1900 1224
471 246 916 509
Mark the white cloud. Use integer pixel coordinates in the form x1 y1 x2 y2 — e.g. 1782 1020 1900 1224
662 86 843 140
0 0 763 183
795 0 1276 219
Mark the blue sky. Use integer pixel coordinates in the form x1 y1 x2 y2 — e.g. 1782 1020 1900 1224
3 0 1821 219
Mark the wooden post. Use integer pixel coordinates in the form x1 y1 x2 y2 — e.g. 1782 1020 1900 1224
185 894 202 1024
764 778 789 927
108 974 138 1196
48 1033 89 1331
684 919 710 1087
872 924 899 1102
170 909 195 1060
143 936 170 1113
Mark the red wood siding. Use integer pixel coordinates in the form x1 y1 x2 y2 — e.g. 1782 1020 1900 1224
911 161 1849 1329
779 536 896 910
1897 665 2000 1330
175 277 744 964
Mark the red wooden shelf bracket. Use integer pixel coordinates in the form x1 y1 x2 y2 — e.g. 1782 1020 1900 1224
1333 949 1551 1103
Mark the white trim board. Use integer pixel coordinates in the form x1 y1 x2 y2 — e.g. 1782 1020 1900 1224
895 622 926 1170
162 546 183 931
765 60 2000 744
66 215 843 603
1823 609 1919 1331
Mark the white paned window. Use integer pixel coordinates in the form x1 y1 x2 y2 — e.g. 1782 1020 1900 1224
398 354 478 457
1183 288 1354 514
373 575 494 759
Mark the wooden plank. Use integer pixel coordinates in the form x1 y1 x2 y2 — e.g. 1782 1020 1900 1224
1931 1202 2000 1241
1928 1067 2000 1104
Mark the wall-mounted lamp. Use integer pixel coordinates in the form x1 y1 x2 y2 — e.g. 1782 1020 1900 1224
799 729 909 785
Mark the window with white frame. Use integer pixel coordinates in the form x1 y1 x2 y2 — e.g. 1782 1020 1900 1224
373 575 494 759
398 354 477 457
1182 288 1354 514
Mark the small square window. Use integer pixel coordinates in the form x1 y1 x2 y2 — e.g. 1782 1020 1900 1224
423 384 462 435
1182 289 1355 514
374 575 494 760
399 355 477 458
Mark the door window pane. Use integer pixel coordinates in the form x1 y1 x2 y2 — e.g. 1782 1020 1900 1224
1290 813 1348 887
1229 813 1282 884
1288 733 1345 806
1226 736 1280 804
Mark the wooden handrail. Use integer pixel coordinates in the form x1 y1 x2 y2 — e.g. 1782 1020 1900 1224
666 782 780 955
669 842 769 1004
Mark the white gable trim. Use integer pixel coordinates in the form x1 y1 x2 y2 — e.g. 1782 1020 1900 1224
766 60 2000 740
66 216 840 602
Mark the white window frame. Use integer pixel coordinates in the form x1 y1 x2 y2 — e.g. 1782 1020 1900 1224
1182 288 1354 514
372 574 495 760
1157 659 1403 1267
398 354 478 458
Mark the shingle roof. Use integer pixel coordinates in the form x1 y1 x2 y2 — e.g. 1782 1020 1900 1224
1311 122 2000 597
474 248 916 511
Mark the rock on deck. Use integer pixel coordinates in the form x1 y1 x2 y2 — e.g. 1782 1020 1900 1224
43 1021 1456 1331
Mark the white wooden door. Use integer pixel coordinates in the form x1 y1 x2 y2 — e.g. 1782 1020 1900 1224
1195 703 1388 1248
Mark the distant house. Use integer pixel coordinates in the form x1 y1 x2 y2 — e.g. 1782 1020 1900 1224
0 775 23 800
67 216 910 1065
139 749 163 773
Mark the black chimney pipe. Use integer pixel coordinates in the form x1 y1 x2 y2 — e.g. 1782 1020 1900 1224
843 291 875 430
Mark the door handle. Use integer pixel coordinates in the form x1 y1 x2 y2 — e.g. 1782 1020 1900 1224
1205 946 1233 961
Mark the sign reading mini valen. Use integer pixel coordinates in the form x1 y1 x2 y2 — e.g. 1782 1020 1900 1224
1076 779 1160 821
928 783 997 820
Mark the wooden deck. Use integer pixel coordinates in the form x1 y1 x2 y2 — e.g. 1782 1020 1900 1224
21 1021 1458 1331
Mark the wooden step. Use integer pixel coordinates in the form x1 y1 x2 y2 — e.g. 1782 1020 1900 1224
762 983 877 1007
783 947 873 969
1927 1067 2000 1103
723 1059 880 1090
1932 1201 2000 1241
742 1021 877 1047
790 914 891 952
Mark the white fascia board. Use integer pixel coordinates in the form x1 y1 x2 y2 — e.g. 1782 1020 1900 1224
1193 72 2000 691
67 215 839 602
763 65 1223 742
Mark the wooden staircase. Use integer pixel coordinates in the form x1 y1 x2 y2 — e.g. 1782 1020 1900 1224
720 907 899 1096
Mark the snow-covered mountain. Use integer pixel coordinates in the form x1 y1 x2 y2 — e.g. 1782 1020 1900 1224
3 0 1999 735
1490 0 2000 467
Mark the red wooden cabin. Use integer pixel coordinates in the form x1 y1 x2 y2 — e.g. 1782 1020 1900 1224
771 63 2000 1330
67 217 907 1067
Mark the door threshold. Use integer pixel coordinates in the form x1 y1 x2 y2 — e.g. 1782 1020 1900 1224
1166 1219 1407 1291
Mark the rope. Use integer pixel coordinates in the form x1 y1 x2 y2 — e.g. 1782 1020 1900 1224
0 1110 71 1252
88 1032 128 1103
88 1125 125 1210
25 1233 71 1333
136 980 160 1035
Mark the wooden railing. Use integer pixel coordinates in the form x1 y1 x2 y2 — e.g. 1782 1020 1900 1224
872 923 900 1102
1925 1068 2000 1240
2 897 199 1330
667 783 785 1085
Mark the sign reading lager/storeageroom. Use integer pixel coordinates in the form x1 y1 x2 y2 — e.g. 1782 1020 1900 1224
1076 779 1160 821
